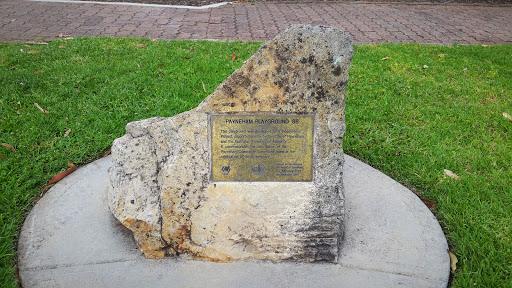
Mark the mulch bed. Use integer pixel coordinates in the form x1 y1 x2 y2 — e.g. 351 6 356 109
79 0 511 7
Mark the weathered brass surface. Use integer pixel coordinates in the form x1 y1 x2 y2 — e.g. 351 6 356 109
210 114 314 182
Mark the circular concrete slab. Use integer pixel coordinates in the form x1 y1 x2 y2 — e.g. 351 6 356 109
18 155 450 288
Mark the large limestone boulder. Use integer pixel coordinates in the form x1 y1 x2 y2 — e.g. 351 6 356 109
108 25 353 263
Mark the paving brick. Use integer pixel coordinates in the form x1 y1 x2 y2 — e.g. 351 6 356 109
0 1 511 44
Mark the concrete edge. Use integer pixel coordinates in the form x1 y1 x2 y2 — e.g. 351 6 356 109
17 154 450 288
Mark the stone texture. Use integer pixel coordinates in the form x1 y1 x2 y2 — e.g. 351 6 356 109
108 24 353 263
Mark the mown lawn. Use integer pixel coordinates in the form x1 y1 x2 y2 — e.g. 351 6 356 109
0 38 510 287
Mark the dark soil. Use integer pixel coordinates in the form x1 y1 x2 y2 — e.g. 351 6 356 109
80 0 511 7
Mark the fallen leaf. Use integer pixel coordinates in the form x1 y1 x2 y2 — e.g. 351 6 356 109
58 33 71 38
47 162 77 185
64 129 71 137
503 112 512 121
41 184 55 196
444 169 461 181
26 41 48 45
136 43 147 47
423 65 429 69
410 187 437 209
481 44 490 47
34 70 44 75
103 149 111 158
28 50 42 54
448 250 458 273
0 155 4 160
158 63 166 67
421 197 437 209
437 53 448 58
185 57 190 60
231 53 237 62
1 143 16 152
34 103 50 113
381 56 391 61
202 81 206 92
137 63 141 70
58 45 67 49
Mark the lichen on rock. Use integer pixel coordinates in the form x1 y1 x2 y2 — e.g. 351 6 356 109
108 24 353 263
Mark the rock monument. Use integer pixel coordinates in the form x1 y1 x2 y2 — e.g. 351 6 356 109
108 25 353 263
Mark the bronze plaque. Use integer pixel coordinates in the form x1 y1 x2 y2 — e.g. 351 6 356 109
210 114 314 182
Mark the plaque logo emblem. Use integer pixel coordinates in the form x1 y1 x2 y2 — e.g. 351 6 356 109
250 163 266 176
221 166 231 175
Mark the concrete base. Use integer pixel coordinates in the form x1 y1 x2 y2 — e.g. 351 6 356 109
18 155 450 288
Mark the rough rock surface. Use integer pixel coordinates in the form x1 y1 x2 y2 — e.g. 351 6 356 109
108 24 353 263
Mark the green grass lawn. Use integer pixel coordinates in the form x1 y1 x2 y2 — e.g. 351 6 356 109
1 38 511 287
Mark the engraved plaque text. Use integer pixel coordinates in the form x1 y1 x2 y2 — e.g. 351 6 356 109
210 115 313 182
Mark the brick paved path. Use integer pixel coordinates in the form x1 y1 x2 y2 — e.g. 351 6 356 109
1 0 511 44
